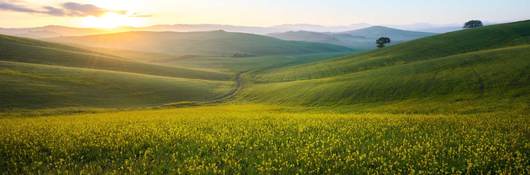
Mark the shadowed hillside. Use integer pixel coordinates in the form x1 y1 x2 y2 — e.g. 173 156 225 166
0 34 235 109
0 34 231 80
0 61 233 109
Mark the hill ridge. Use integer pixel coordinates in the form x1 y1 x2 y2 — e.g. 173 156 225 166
0 34 232 81
269 26 434 49
257 20 530 81
240 20 530 114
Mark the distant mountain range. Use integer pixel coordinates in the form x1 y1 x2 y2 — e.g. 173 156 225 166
143 23 374 34
0 25 105 38
0 24 372 39
0 23 461 39
0 23 467 51
269 26 436 50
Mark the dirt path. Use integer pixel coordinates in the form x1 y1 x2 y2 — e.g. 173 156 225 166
207 71 245 103
161 72 245 107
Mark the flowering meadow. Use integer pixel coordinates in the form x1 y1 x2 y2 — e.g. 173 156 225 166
1 105 529 174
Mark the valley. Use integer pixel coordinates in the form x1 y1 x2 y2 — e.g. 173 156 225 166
0 19 528 174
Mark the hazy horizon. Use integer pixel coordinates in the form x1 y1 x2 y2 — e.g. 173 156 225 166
0 20 494 29
1 0 528 28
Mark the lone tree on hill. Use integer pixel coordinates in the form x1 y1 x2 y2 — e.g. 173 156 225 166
376 37 391 48
464 20 483 29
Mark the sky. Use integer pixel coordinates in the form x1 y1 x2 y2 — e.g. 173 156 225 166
0 0 529 28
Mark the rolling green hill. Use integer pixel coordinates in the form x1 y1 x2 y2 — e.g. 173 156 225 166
2 21 529 113
0 34 238 109
269 26 434 50
240 20 530 113
0 34 231 80
49 30 353 57
255 20 530 81
0 61 233 109
81 48 352 73
161 52 350 72
0 32 355 110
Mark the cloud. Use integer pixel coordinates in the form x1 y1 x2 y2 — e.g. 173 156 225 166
61 2 124 17
0 1 136 17
0 2 40 13
42 6 65 16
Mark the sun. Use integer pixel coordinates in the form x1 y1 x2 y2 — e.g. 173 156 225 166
80 13 146 29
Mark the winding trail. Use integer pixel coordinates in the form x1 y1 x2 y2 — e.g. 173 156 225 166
161 72 245 107
207 71 245 103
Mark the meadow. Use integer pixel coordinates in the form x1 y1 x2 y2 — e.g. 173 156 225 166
1 105 529 174
0 18 529 174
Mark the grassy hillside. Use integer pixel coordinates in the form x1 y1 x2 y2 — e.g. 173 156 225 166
0 33 357 110
240 21 530 113
162 52 350 72
0 34 231 80
269 26 434 50
256 20 530 81
0 61 232 109
49 31 352 57
0 34 239 109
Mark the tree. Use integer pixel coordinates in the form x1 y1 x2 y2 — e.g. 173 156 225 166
464 20 483 29
376 37 391 48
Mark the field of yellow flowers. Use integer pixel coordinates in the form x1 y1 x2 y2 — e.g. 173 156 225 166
0 104 529 174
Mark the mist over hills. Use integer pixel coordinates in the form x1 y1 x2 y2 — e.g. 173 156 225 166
0 25 106 38
0 23 372 38
269 26 435 50
0 23 450 52
48 30 353 57
388 23 462 33
0 22 457 39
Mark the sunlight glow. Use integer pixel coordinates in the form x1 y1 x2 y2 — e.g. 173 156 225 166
80 12 146 29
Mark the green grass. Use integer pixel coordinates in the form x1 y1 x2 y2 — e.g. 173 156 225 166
0 61 233 109
239 21 530 114
0 34 232 81
0 21 529 174
0 105 528 174
163 52 351 73
0 34 245 109
0 33 355 109
256 20 530 81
